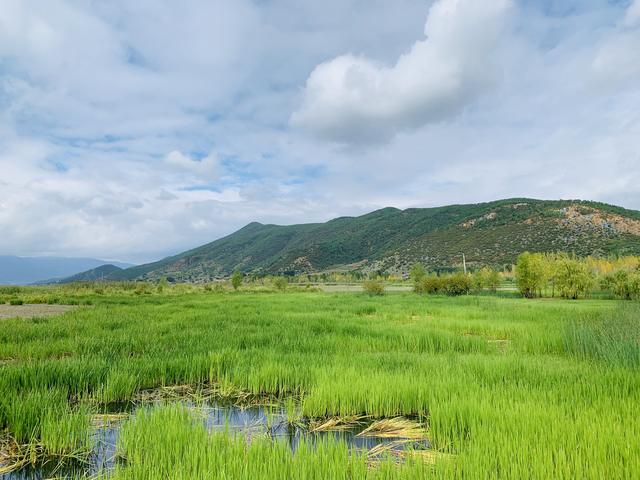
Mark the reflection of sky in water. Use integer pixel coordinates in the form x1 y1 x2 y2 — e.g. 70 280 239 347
5 403 430 480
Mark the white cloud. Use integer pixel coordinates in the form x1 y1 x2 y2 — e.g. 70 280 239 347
165 150 220 177
1 0 640 263
592 0 640 88
624 0 640 26
291 0 512 143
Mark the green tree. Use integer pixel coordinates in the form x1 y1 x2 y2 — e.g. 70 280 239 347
605 270 640 300
231 270 243 291
486 269 501 292
555 257 594 299
516 252 548 298
471 270 485 292
542 253 561 298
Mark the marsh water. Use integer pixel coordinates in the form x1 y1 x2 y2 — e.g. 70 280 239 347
3 402 430 479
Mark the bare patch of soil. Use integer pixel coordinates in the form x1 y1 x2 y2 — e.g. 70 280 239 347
0 304 76 319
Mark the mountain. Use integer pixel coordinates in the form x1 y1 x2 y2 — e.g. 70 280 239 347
52 264 125 283
65 199 640 283
0 256 134 285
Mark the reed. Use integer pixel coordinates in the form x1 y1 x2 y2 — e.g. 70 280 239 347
0 289 638 478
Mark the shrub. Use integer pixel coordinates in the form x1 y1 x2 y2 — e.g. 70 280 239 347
157 277 169 293
0 286 21 295
414 275 442 294
231 271 243 291
414 274 470 296
9 298 24 305
363 280 385 296
443 273 472 296
409 264 426 284
474 267 502 292
273 277 288 292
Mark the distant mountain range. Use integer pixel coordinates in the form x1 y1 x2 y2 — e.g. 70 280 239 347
59 198 640 283
0 256 134 285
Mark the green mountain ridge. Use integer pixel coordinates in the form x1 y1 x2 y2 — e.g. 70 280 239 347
54 264 125 283
65 198 640 283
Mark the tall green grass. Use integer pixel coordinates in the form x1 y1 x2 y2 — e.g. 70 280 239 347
0 290 638 478
563 303 640 369
111 404 431 480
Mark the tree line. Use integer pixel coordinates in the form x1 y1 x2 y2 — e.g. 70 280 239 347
514 252 640 300
408 254 640 300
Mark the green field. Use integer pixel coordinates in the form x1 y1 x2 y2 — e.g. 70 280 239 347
0 288 639 478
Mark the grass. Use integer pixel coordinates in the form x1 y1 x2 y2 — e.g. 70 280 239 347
563 303 640 369
0 286 638 478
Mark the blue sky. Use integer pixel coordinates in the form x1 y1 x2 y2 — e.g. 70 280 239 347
1 0 639 263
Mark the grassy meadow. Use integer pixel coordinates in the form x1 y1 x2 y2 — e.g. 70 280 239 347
0 285 638 478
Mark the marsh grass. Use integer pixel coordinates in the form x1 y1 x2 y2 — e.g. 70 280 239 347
0 290 638 478
110 404 432 480
564 303 640 369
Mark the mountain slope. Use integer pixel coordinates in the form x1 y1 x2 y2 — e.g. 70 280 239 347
0 256 133 285
69 199 640 282
53 264 125 283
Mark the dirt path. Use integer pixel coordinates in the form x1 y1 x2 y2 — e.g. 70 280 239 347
0 304 76 319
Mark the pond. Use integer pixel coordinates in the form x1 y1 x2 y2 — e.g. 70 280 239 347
3 401 431 479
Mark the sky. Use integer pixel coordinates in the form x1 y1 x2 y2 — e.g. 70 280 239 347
1 0 639 263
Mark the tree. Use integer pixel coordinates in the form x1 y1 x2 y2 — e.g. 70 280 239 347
555 257 594 299
486 269 501 292
471 270 485 292
231 270 243 291
515 252 548 298
605 270 640 300
410 264 426 283
541 254 558 298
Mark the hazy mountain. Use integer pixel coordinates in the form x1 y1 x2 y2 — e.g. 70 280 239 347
0 256 134 285
62 199 640 283
51 264 125 284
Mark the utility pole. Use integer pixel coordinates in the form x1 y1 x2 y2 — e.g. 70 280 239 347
462 253 467 275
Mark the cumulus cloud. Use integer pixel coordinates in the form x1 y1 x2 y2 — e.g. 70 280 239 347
291 0 512 143
1 0 640 262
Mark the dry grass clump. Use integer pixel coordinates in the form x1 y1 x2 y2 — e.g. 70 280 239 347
309 415 370 432
358 417 428 440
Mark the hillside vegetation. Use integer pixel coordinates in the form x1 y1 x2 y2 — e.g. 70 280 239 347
72 199 640 283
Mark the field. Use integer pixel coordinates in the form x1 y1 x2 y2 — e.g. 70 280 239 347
0 286 639 478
